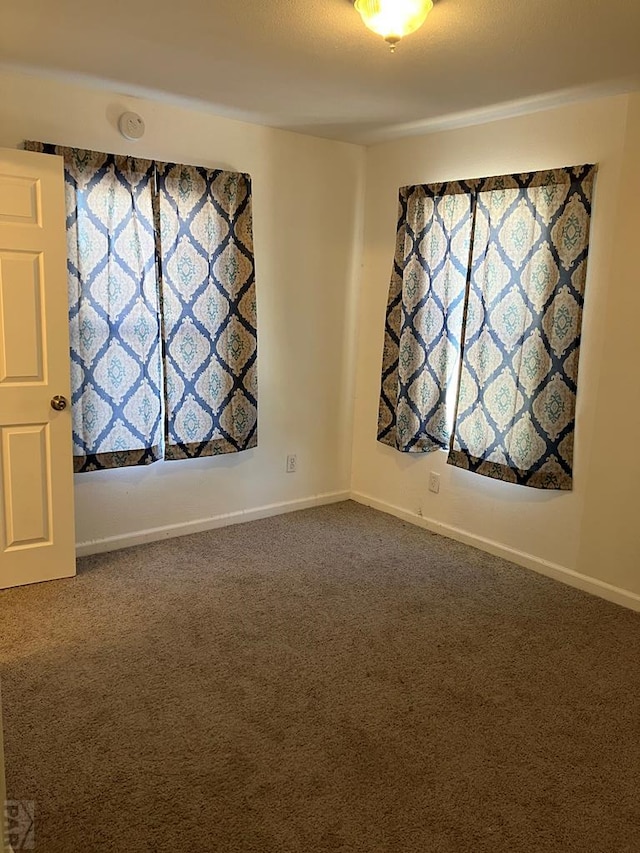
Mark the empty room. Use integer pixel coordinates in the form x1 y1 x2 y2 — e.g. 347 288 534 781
1 1 639 851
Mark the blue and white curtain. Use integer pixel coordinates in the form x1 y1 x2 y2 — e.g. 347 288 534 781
26 142 162 472
379 165 596 490
25 143 257 471
157 164 257 459
378 181 475 452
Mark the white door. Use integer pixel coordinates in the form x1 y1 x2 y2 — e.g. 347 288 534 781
0 147 76 589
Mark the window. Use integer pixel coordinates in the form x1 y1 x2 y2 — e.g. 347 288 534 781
25 143 258 472
378 166 596 490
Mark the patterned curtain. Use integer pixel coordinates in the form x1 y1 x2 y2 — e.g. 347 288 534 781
156 164 258 459
25 142 163 472
378 181 475 451
378 165 595 490
448 166 596 489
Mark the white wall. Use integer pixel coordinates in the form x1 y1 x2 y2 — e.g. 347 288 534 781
0 70 365 548
351 95 640 597
578 93 640 595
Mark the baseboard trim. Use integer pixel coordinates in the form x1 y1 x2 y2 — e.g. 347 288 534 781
75 487 640 612
76 490 350 557
350 491 640 613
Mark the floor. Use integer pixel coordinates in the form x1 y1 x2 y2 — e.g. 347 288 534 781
1 501 639 852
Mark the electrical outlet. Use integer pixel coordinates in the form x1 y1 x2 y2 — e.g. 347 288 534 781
428 472 440 494
286 454 297 473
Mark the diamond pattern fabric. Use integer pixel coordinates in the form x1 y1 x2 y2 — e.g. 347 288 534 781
378 182 475 452
157 164 257 459
26 142 162 472
25 143 258 471
378 165 596 490
448 166 595 489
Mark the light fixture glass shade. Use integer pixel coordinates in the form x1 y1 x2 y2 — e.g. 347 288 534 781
355 0 434 47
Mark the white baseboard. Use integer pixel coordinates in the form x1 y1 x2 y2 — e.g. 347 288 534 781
75 486 640 613
350 491 640 613
76 490 350 557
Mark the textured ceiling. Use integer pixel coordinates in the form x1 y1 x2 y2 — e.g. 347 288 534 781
1 0 639 143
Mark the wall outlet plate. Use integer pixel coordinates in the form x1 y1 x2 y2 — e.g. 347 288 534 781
428 472 440 494
286 454 297 473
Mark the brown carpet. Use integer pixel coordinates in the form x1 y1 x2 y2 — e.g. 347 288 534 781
1 501 639 852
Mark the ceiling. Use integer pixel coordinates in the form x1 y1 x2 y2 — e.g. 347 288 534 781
2 0 640 144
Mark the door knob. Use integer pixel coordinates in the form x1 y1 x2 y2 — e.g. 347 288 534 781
50 395 68 411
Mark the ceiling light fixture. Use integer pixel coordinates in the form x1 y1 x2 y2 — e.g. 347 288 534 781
354 0 434 51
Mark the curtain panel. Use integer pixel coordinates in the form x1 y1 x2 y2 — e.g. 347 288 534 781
378 165 596 490
25 142 163 472
156 164 258 459
25 142 258 471
378 181 476 452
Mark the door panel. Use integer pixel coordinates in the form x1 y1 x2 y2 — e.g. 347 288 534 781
0 148 75 588
0 173 41 225
0 251 45 383
2 423 51 549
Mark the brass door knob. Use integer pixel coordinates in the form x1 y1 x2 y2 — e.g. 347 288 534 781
50 395 68 411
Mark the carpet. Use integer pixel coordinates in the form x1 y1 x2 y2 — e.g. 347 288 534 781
1 501 639 852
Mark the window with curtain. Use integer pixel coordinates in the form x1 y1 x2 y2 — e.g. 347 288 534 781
25 142 258 472
157 163 257 460
378 165 596 490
